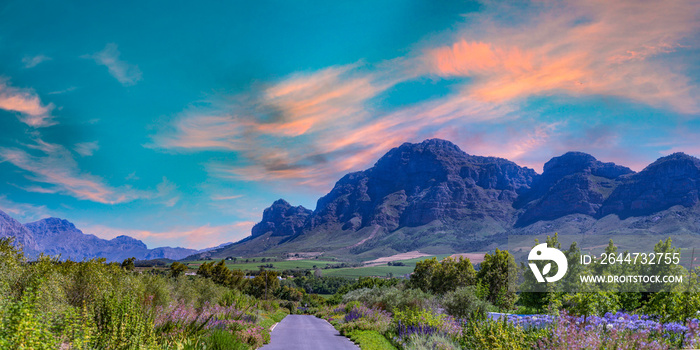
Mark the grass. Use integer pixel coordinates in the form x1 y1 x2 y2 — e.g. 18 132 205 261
185 254 466 279
321 254 453 278
184 259 336 272
346 330 397 350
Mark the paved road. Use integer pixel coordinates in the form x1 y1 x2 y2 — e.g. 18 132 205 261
260 314 359 350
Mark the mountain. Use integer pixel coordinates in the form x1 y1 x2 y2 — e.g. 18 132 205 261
0 214 203 261
0 210 38 253
191 139 700 261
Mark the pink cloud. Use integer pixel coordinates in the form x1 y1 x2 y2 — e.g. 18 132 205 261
152 0 700 190
424 0 700 113
0 80 55 127
0 138 165 204
82 221 255 250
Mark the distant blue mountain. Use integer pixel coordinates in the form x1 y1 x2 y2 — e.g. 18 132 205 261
0 213 223 261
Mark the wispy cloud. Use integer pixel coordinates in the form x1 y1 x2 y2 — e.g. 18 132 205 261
81 221 255 249
73 141 99 157
424 0 700 113
0 138 144 204
0 195 51 223
22 54 51 69
0 79 55 127
86 43 142 86
152 0 700 189
211 194 244 201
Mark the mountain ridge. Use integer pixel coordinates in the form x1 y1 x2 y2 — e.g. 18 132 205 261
0 213 221 261
192 139 700 261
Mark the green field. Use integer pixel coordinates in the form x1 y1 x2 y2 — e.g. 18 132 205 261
320 254 453 278
185 254 456 278
185 258 338 272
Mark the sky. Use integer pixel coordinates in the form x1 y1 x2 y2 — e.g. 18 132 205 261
1 0 699 249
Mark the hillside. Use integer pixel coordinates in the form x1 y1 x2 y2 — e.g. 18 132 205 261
189 139 700 261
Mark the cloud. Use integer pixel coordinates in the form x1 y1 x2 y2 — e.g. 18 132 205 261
0 80 55 127
152 0 700 189
423 0 700 113
86 43 142 86
155 177 180 207
81 221 255 249
73 141 99 156
22 54 51 68
0 138 144 204
0 195 51 223
211 194 244 201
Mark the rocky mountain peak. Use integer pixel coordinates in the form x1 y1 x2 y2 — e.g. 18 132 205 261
25 217 78 236
600 152 700 218
0 210 37 251
251 199 312 238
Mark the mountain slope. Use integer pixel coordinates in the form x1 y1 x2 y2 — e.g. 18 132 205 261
0 210 38 253
193 139 700 261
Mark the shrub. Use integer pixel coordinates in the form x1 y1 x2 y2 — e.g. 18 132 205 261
402 333 460 350
393 308 461 346
93 291 157 349
442 286 494 320
203 329 248 350
342 286 435 313
338 305 392 335
461 317 542 350
0 289 57 349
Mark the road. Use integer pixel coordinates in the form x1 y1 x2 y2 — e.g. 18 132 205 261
260 314 360 350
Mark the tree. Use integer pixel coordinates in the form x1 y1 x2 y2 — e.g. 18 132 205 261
120 257 135 271
211 260 232 285
169 262 187 278
477 249 518 310
247 270 280 299
409 256 476 294
442 286 493 320
197 261 214 278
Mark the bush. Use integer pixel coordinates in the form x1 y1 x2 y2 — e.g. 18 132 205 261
0 289 57 349
342 286 435 313
402 333 460 350
93 291 157 349
461 318 543 350
442 286 494 320
203 329 248 350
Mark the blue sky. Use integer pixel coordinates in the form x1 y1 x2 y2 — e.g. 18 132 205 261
1 0 699 249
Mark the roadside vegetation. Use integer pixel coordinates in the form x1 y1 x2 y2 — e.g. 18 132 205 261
2 233 700 349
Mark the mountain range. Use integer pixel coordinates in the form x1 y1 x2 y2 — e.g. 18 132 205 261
3 138 700 262
190 139 700 261
0 213 225 261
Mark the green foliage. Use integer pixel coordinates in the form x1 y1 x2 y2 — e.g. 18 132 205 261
93 291 157 349
346 330 397 350
0 288 58 349
170 261 188 278
342 286 434 313
409 256 476 294
460 318 546 350
477 249 518 310
202 329 249 350
642 267 700 322
402 333 460 350
121 257 136 271
562 291 620 319
393 308 449 330
246 270 280 299
441 286 494 319
288 275 355 295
